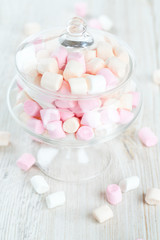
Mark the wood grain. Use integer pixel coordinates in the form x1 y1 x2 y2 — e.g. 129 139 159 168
0 0 160 239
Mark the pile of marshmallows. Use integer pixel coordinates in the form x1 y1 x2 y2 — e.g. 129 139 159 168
15 38 141 141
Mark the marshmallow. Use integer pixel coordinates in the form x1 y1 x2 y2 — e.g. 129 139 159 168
63 117 80 133
84 50 96 62
51 46 68 69
119 176 140 193
19 112 31 123
40 109 60 126
93 205 113 223
98 15 113 31
37 58 59 74
67 52 85 71
138 127 158 147
153 69 160 85
17 153 36 171
119 93 133 111
59 109 74 121
97 68 118 89
113 46 129 64
36 49 50 59
68 77 88 95
86 58 105 74
145 188 160 205
88 18 102 29
75 2 88 17
132 92 140 108
103 98 121 110
37 147 58 168
97 41 114 60
55 100 77 109
119 109 134 124
63 60 85 81
41 72 63 91
78 98 101 112
69 104 83 117
86 75 106 94
30 175 49 194
0 131 10 146
24 100 41 117
28 118 45 134
76 126 94 141
106 184 122 205
81 111 101 128
58 81 70 95
16 90 30 104
106 57 127 78
46 191 65 209
24 22 41 36
13 103 24 116
47 121 66 139
103 109 120 123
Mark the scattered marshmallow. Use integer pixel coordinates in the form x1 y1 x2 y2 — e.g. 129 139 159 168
153 69 160 85
17 153 36 171
86 75 106 94
68 77 88 94
138 127 158 147
46 191 65 209
76 126 94 141
81 111 101 128
98 15 113 31
93 205 113 223
63 117 80 133
145 188 160 205
63 60 85 81
0 131 10 146
41 72 63 91
75 2 88 17
97 41 114 61
119 176 140 193
24 22 41 36
86 58 105 75
40 109 60 126
106 184 122 205
106 57 127 78
78 98 101 112
37 147 58 168
30 175 49 194
24 100 41 117
37 58 59 75
47 121 66 139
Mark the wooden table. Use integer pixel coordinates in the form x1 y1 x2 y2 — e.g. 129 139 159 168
0 0 160 239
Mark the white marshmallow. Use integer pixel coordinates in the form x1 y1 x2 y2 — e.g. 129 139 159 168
145 188 160 205
41 72 63 91
24 22 41 36
63 60 84 81
68 77 88 95
119 93 133 111
16 90 30 104
93 205 113 223
30 175 49 194
84 50 96 62
113 46 129 64
106 57 127 78
0 132 10 146
86 58 105 74
86 75 106 94
103 98 121 110
119 176 140 193
153 69 160 85
98 15 113 31
37 58 59 74
63 117 80 133
81 111 101 128
19 112 31 123
37 147 58 168
97 41 114 60
46 191 65 209
36 49 50 59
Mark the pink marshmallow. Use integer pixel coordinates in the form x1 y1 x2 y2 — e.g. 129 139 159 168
101 110 110 124
78 98 101 112
67 52 86 71
51 46 68 69
17 153 36 171
119 109 134 124
47 121 66 139
76 126 94 141
28 118 45 134
106 184 122 205
24 100 41 117
58 81 70 95
81 111 101 128
40 109 60 126
88 18 102 29
55 100 77 109
131 92 140 108
106 109 120 123
69 104 83 117
59 109 74 121
97 68 118 89
75 2 88 17
138 127 158 147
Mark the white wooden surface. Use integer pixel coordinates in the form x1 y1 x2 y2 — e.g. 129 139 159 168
0 0 160 239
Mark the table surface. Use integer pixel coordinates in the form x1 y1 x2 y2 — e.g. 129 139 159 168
0 0 160 239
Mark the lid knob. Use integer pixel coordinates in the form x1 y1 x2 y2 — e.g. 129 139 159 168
59 17 94 48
